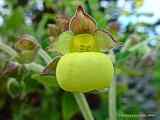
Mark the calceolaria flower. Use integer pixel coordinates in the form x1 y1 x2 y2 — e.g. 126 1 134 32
46 5 117 92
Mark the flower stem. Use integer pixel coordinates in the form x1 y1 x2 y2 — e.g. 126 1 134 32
0 42 18 58
25 62 44 72
38 48 52 64
73 93 94 120
38 48 94 120
109 77 117 120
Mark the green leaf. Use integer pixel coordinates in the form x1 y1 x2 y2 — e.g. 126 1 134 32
54 31 73 54
36 14 55 40
116 51 130 64
32 74 58 89
44 0 53 7
93 11 107 28
62 93 79 120
5 7 25 29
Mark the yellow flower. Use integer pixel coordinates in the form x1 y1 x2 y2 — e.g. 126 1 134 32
45 6 117 92
56 52 114 92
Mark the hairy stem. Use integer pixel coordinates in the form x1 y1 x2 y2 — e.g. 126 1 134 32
109 77 117 120
38 48 52 64
73 93 94 120
0 42 18 58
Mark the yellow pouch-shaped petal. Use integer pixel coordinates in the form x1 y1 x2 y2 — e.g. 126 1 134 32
56 52 114 92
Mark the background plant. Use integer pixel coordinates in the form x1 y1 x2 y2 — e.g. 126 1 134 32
0 0 160 120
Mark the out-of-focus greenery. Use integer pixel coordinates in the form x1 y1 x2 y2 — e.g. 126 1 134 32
0 0 160 120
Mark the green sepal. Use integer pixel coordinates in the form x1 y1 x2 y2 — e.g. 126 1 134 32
94 30 117 51
54 31 74 54
16 50 38 64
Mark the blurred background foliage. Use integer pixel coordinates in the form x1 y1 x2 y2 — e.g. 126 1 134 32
0 0 160 120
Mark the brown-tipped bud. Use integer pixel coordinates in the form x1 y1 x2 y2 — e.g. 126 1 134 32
56 15 70 32
47 15 69 43
69 5 96 34
15 35 39 64
48 24 60 39
108 21 120 33
15 34 39 51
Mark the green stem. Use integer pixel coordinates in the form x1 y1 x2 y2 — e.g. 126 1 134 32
109 77 117 120
38 48 94 120
0 42 18 57
73 93 94 120
38 48 52 64
25 62 44 72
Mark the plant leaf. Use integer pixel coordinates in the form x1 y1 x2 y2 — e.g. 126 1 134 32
32 74 58 89
62 93 79 120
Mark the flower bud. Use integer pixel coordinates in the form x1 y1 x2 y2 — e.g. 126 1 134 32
69 5 96 34
15 35 39 64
